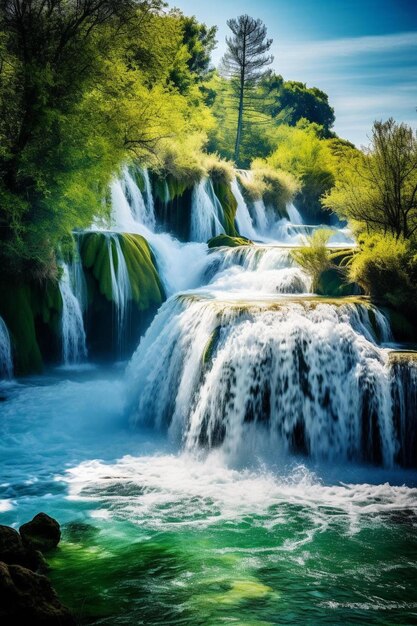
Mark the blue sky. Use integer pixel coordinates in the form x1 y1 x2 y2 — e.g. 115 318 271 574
171 0 417 146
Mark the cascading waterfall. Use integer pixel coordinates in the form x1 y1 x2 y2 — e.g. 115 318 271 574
205 245 311 295
231 178 257 240
110 173 209 296
190 178 225 242
0 316 13 379
127 294 403 466
59 264 87 365
121 167 156 230
106 233 132 351
102 165 411 468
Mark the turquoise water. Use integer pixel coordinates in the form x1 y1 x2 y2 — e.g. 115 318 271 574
1 368 417 625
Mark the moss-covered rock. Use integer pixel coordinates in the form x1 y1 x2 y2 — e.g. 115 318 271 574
316 267 360 297
0 283 43 375
79 232 164 309
119 234 165 310
208 235 253 249
212 181 238 237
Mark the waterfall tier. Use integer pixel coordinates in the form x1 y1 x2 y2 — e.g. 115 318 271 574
126 294 410 467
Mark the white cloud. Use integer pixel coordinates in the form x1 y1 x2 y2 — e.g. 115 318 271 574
277 31 417 63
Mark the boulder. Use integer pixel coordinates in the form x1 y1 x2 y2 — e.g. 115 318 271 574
0 561 75 626
0 525 39 570
19 513 61 552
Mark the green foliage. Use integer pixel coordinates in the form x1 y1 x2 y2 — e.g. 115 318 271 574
292 229 339 294
348 233 417 308
207 234 253 248
0 1 214 279
243 164 300 217
323 119 417 238
171 15 217 85
207 70 336 167
260 123 335 220
264 75 335 135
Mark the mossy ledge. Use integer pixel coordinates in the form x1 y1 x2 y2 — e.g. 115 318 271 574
0 280 63 375
208 235 253 249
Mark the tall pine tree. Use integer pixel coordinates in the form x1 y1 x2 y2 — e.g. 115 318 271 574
221 15 273 165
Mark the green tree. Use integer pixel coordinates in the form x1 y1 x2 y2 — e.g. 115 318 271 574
220 15 273 165
262 76 335 135
324 119 417 238
0 0 212 278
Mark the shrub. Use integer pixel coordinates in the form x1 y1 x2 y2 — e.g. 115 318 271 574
348 233 416 308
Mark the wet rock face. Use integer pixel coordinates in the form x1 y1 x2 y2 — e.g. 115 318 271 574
0 562 76 626
19 513 61 552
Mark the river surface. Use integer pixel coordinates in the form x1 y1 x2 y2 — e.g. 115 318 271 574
1 170 417 625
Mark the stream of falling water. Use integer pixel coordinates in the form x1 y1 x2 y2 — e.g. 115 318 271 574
1 167 417 625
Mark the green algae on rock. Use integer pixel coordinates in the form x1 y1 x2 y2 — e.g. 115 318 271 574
208 235 253 249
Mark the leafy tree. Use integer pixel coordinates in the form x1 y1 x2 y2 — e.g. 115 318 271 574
261 75 335 135
324 119 417 238
181 15 217 80
0 0 212 278
220 15 273 165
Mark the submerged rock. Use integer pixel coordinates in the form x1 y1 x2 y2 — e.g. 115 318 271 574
0 562 75 626
19 513 61 552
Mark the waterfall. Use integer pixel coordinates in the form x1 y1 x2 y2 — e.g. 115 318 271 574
59 264 87 365
127 295 400 466
113 168 156 232
0 316 13 379
205 245 311 295
287 203 304 225
71 239 87 314
142 168 155 225
106 233 132 351
231 178 257 240
251 199 269 235
110 173 210 296
390 354 417 467
122 167 156 230
190 178 225 242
